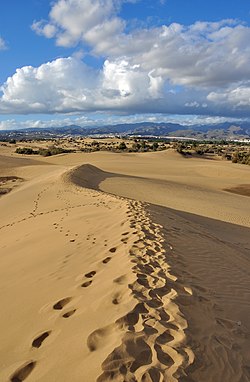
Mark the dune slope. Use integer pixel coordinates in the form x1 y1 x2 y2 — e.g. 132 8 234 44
0 162 194 382
148 205 250 382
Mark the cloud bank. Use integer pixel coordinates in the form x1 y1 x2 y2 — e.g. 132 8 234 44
1 0 250 118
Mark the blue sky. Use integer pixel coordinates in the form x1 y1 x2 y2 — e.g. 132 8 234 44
0 0 250 129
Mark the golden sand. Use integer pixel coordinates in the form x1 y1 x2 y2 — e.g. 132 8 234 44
0 145 249 381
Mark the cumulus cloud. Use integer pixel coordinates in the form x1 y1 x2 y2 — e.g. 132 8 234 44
0 57 166 114
0 54 249 117
31 0 124 48
32 1 250 89
0 58 98 113
32 21 57 38
131 21 250 88
207 83 250 108
1 0 250 117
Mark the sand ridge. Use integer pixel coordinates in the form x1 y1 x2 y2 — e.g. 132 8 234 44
94 200 194 381
41 149 250 227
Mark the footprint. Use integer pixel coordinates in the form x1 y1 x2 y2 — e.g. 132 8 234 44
102 257 111 264
87 326 113 352
81 280 92 288
53 297 72 310
62 309 76 318
32 331 51 348
112 293 121 305
10 361 36 382
113 275 126 285
85 271 96 278
109 247 117 253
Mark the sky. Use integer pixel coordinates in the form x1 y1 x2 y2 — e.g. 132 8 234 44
1 0 250 130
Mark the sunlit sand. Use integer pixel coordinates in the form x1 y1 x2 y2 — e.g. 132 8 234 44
0 144 249 381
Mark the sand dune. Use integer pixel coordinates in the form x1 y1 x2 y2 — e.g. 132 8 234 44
1 182 133 381
66 163 118 190
0 148 250 381
0 161 193 381
44 150 250 227
69 162 250 381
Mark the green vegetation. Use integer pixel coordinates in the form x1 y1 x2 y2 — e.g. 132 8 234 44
15 146 74 156
13 137 250 165
118 142 127 150
79 139 168 153
173 141 250 166
231 151 250 165
15 147 37 155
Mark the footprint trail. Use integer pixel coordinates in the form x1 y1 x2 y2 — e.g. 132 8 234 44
91 200 194 382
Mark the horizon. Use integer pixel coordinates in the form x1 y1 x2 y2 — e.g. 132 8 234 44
1 0 250 130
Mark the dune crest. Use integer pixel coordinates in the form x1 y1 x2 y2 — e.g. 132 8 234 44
65 163 116 191
95 200 194 382
67 164 194 381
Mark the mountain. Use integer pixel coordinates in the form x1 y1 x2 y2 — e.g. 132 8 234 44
1 122 250 140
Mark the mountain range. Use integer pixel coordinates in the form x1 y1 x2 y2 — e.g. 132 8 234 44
1 121 250 140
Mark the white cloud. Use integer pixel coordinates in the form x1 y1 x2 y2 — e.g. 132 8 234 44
133 21 250 88
32 2 250 90
0 36 7 50
32 0 124 48
1 0 250 118
207 84 250 108
102 59 163 99
0 57 165 114
0 58 99 113
32 21 57 38
1 54 250 118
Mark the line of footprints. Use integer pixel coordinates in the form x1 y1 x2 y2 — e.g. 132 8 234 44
9 244 123 382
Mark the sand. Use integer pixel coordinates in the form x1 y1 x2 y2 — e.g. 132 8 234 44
0 146 250 381
147 205 250 382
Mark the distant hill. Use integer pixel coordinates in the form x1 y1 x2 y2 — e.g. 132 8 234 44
1 121 250 140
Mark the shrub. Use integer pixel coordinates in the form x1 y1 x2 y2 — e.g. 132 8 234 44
15 147 38 155
118 142 127 150
152 142 159 151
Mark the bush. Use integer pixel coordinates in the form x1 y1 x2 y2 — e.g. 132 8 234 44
132 142 141 151
38 147 74 156
152 142 159 151
15 147 38 155
16 146 74 156
118 142 127 150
